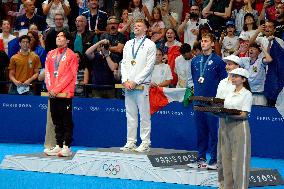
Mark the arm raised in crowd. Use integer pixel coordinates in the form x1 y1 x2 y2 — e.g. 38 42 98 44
85 39 108 60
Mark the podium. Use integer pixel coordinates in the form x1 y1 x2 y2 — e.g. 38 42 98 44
0 148 219 187
1 148 283 187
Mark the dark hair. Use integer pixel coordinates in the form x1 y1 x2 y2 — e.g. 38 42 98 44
243 13 257 31
156 48 164 55
243 77 251 92
129 0 143 11
249 42 261 52
19 35 31 43
164 28 180 42
27 31 39 51
57 30 72 40
180 43 191 54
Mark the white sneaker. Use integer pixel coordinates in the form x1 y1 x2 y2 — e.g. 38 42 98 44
120 142 137 151
58 145 72 157
187 159 207 169
45 145 61 156
134 142 150 152
207 163 218 170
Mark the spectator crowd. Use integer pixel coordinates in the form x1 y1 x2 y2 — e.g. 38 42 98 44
0 0 284 106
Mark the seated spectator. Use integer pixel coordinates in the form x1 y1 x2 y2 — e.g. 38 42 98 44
174 43 194 88
178 5 208 48
42 0 71 29
8 35 41 95
161 28 182 86
129 0 151 39
14 0 47 36
160 0 178 29
72 15 97 55
118 9 132 40
0 20 16 55
240 42 273 105
27 31 47 68
231 0 258 34
150 48 173 87
74 51 89 97
100 16 127 61
44 12 67 52
150 7 166 46
220 20 239 57
239 13 258 40
85 39 119 98
82 0 108 41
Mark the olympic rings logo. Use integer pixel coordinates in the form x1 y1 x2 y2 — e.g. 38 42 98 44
38 104 48 110
102 163 121 175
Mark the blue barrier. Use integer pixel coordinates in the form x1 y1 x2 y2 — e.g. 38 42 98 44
0 94 283 159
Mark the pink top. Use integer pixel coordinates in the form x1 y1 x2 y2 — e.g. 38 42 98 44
45 48 78 98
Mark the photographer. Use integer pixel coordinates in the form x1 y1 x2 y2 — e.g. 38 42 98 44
85 39 119 98
178 5 208 48
100 16 127 61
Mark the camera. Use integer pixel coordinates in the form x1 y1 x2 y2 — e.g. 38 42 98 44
190 12 199 19
103 43 110 50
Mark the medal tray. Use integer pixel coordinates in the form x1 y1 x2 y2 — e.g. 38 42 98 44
194 106 242 115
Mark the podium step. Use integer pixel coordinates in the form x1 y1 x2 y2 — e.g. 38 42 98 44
0 147 218 187
1 148 283 187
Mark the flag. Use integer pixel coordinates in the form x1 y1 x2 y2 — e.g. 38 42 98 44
149 87 193 115
264 39 284 101
276 87 284 118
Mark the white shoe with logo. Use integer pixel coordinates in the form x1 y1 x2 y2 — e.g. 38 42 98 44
135 142 150 152
120 142 137 151
44 145 62 156
58 145 72 157
207 163 218 170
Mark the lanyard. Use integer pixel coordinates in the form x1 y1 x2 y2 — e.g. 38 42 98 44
199 53 213 77
132 36 146 60
54 48 67 73
88 10 99 31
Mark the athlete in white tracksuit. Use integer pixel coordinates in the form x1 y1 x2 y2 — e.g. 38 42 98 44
120 19 156 152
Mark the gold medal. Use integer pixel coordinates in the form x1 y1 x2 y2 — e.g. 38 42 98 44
198 77 205 84
131 60 136 66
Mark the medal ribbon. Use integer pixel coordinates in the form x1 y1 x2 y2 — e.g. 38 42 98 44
132 36 146 60
199 53 213 78
54 48 67 74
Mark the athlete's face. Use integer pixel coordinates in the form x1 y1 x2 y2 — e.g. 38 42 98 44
201 36 214 51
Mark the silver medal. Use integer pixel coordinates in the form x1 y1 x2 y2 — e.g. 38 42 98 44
198 77 205 84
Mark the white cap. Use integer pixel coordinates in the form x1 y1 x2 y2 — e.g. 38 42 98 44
229 68 250 78
239 33 250 41
223 55 241 65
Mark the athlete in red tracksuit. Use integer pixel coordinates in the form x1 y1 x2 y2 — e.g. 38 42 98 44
44 31 78 157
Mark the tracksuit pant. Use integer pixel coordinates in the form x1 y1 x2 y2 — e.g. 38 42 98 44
194 111 218 164
125 85 151 144
50 98 74 147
